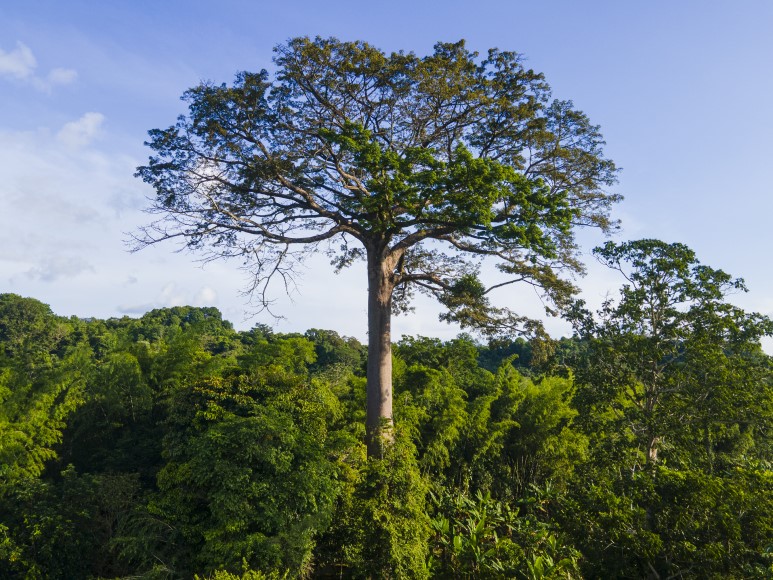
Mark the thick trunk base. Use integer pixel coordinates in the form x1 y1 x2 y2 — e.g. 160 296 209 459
365 249 394 458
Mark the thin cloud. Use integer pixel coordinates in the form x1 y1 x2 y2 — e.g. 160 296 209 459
25 256 94 282
57 112 105 148
117 302 155 315
0 41 36 79
194 286 218 306
158 283 186 307
0 41 77 91
0 122 140 301
44 67 78 87
108 186 147 217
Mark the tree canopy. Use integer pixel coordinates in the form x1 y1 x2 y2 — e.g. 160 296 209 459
0 285 771 577
569 239 773 469
135 37 619 454
136 37 618 315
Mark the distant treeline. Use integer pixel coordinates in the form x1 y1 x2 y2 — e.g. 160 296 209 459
0 293 771 578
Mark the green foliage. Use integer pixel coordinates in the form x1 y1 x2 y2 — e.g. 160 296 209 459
0 466 144 579
349 431 432 579
196 568 289 580
0 295 89 488
563 464 773 578
150 335 345 577
455 362 585 501
569 239 773 471
478 337 533 374
429 487 581 579
563 240 773 578
396 364 468 475
304 328 365 375
430 488 521 577
501 374 587 496
1 289 771 578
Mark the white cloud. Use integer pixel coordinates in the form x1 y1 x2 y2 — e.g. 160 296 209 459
46 67 78 86
0 122 145 305
158 283 187 307
0 41 77 91
194 286 218 305
0 42 36 79
57 112 105 148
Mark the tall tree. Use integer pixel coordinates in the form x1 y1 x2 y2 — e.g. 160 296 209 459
135 37 619 455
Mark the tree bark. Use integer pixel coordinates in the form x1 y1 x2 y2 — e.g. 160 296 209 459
646 435 660 467
365 246 395 458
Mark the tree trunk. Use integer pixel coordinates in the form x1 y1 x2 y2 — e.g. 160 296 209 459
646 435 660 467
366 247 395 458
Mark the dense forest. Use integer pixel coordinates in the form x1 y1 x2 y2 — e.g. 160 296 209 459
0 240 772 579
3 37 773 579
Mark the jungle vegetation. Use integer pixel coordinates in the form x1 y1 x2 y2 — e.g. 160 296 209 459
0 240 772 578
3 36 771 579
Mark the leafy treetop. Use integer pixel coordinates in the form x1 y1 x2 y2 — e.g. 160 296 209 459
136 36 619 331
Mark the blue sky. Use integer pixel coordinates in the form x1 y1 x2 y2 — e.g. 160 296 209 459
1 0 772 346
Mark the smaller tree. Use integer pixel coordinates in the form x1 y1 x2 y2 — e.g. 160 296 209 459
568 239 773 470
564 240 773 577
